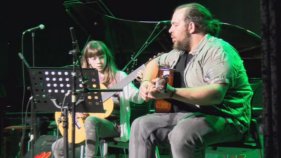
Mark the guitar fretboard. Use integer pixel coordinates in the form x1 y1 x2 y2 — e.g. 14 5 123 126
102 64 145 102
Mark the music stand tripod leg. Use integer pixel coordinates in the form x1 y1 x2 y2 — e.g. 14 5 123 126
57 107 69 158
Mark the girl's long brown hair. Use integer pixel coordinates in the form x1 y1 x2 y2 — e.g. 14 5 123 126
81 40 118 86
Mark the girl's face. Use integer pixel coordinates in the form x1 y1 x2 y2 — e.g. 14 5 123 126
87 51 106 72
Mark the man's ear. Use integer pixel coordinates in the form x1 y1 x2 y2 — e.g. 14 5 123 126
187 22 196 34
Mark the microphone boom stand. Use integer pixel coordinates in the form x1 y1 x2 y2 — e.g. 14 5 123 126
61 35 80 158
69 27 87 158
30 31 37 158
71 48 77 158
61 27 80 158
122 23 168 72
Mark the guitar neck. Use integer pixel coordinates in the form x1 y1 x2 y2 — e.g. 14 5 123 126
102 64 145 102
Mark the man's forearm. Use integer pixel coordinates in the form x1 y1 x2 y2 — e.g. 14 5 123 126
142 59 159 81
170 83 228 106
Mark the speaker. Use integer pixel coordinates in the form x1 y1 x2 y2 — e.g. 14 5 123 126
24 135 57 158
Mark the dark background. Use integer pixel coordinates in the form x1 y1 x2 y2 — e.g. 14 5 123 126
0 0 261 111
0 0 262 157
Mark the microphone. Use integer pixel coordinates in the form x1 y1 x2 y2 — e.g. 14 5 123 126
69 27 80 54
24 24 45 33
69 27 78 46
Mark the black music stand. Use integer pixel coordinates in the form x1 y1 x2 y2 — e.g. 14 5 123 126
28 67 122 158
29 67 105 113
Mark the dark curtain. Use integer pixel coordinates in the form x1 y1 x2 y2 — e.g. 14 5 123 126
260 0 281 157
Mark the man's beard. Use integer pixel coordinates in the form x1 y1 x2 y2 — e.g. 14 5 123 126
173 33 191 52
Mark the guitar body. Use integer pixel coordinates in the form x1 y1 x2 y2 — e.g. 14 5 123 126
155 67 174 113
54 84 114 144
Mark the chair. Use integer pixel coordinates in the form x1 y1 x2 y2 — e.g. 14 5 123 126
102 138 129 157
102 138 162 158
208 118 263 158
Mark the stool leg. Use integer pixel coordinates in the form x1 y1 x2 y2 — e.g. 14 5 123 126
80 145 85 158
123 148 127 158
100 140 108 157
155 146 161 158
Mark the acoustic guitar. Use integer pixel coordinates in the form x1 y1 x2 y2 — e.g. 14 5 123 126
54 64 146 144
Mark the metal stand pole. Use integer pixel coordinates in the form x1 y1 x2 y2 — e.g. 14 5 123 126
30 32 37 158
